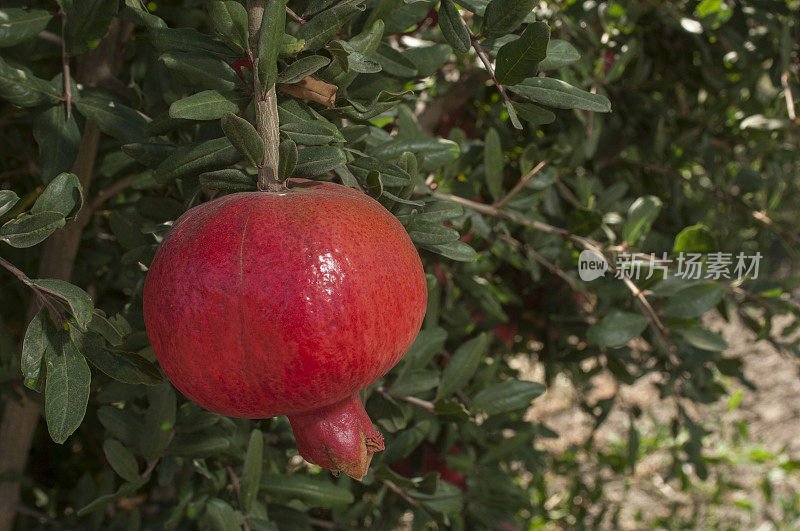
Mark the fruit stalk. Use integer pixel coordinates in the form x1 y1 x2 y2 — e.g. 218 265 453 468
246 0 282 192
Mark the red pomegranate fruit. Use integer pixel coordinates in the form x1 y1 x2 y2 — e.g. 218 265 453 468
143 180 427 479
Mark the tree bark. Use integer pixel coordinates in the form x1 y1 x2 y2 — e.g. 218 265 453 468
0 20 132 531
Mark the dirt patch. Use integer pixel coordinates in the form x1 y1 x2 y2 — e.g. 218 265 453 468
517 311 800 528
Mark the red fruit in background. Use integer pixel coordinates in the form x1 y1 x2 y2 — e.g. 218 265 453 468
390 444 467 490
143 181 427 479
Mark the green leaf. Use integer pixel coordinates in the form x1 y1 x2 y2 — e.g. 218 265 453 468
28 278 94 330
674 328 728 351
278 139 298 179
75 93 149 144
294 146 346 177
169 434 230 456
433 398 471 422
370 137 460 163
278 55 331 84
207 1 249 51
77 478 148 516
169 90 248 121
241 430 264 512
350 156 410 187
0 212 66 248
538 39 581 70
119 0 166 29
0 190 20 217
204 499 241 531
103 439 140 482
261 475 354 507
257 0 286 87
200 169 257 192
0 8 52 48
22 308 58 383
33 106 81 184
422 240 478 262
508 77 612 112
481 0 535 38
623 195 662 244
673 223 714 253
141 383 176 461
438 0 470 53
380 419 433 463
160 51 242 91
73 330 162 385
408 220 460 245
45 333 91 444
483 128 503 200
0 56 60 107
438 333 489 398
495 22 550 85
390 368 440 395
296 0 365 51
587 310 648 347
64 0 119 55
149 27 237 58
32 172 83 219
120 142 176 169
280 121 344 146
221 113 264 167
512 102 555 125
373 43 419 78
663 282 725 319
155 137 241 184
471 380 545 415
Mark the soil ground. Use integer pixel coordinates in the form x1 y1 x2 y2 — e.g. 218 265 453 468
520 311 800 529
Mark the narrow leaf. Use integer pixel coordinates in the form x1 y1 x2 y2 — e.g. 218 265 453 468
438 0 470 53
495 21 550 85
45 333 91 444
438 333 489 398
0 212 66 248
221 113 264 167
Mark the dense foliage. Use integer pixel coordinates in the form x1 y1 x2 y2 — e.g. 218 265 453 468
0 0 798 529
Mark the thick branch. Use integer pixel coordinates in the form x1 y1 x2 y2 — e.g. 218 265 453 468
246 0 282 191
0 20 132 531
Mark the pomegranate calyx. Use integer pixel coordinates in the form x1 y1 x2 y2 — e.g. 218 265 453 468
288 393 384 481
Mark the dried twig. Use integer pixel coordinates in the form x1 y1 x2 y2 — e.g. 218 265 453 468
377 388 435 414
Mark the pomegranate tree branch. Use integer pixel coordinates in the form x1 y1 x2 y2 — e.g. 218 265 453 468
420 188 675 355
79 176 133 227
285 6 305 24
246 0 282 192
224 466 251 531
377 388 435 414
60 9 71 119
494 160 547 208
453 14 514 112
382 480 419 507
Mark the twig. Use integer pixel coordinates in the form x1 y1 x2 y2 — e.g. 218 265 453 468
0 257 62 325
60 10 71 119
621 159 800 245
12 504 60 526
246 1 283 192
420 188 676 355
496 233 582 294
381 480 419 507
79 176 133 226
285 6 305 24
36 30 62 46
452 11 514 110
377 388 435 414
307 517 337 529
494 160 547 208
225 465 251 531
781 70 797 122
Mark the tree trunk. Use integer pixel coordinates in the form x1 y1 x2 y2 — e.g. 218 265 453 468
0 20 131 531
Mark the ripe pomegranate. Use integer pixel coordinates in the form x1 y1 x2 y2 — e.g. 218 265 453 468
143 180 427 479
